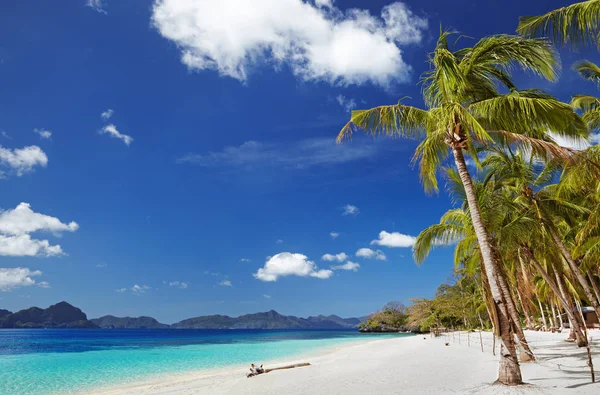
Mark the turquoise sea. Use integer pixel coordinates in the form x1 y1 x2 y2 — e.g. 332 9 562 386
0 329 403 394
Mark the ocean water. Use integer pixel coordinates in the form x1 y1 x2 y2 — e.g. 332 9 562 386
0 329 403 394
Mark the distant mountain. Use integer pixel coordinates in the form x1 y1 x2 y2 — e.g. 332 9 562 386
305 315 361 329
91 315 170 329
0 309 12 326
0 303 363 330
172 310 361 330
0 302 97 329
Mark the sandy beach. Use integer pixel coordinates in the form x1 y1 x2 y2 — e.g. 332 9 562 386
90 330 600 395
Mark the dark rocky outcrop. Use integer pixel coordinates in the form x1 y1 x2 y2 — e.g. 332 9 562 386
91 315 170 329
0 302 97 328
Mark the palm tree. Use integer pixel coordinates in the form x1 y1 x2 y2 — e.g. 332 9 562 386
337 32 587 385
517 1 600 47
481 147 600 322
572 61 600 133
412 181 537 361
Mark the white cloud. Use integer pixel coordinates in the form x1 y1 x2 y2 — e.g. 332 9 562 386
96 263 107 268
218 280 233 287
331 260 360 271
240 258 251 262
37 281 51 289
276 239 284 244
371 230 416 248
0 203 78 257
590 133 600 145
87 0 107 14
101 109 114 121
131 284 150 295
336 95 357 113
315 0 333 8
177 138 382 169
254 252 333 282
166 281 188 289
1 131 11 140
356 248 386 260
0 202 79 236
116 288 127 293
101 125 133 146
0 268 42 292
321 252 348 262
330 231 340 239
263 294 272 299
0 234 65 257
342 204 359 216
152 0 427 87
0 146 48 176
33 129 52 140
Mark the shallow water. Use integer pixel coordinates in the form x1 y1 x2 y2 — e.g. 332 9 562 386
0 329 404 394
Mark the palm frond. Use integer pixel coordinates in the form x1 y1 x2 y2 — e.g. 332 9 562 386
571 94 600 112
413 223 465 264
412 128 448 193
517 0 600 48
574 60 600 84
582 108 600 130
470 90 588 140
461 35 560 82
487 130 579 163
337 105 429 142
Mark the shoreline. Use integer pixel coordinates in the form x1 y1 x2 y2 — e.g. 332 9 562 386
85 335 398 395
86 330 600 395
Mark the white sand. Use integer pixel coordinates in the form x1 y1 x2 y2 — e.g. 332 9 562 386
91 330 600 395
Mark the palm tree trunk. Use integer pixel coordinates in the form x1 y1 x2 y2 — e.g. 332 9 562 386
478 312 486 330
548 300 556 329
552 265 587 347
588 272 600 305
480 264 496 334
521 247 587 347
523 247 587 345
550 300 558 330
452 146 522 385
556 301 565 330
549 228 600 320
528 255 586 347
518 257 535 330
538 299 548 330
494 257 535 361
516 285 534 330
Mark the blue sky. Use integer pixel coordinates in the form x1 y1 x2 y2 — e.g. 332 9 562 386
0 0 598 324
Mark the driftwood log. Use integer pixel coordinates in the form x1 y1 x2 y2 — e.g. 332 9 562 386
246 363 311 378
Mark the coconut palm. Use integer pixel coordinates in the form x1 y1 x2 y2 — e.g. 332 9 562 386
481 147 600 324
412 175 537 361
572 61 600 133
517 0 600 48
337 31 587 384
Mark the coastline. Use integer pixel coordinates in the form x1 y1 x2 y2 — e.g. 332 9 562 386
86 330 600 395
84 335 396 395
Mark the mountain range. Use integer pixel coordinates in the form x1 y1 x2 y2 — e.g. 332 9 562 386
1 302 364 330
0 302 97 328
171 310 361 329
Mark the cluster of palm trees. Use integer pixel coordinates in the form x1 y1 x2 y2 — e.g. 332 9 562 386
337 0 600 386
